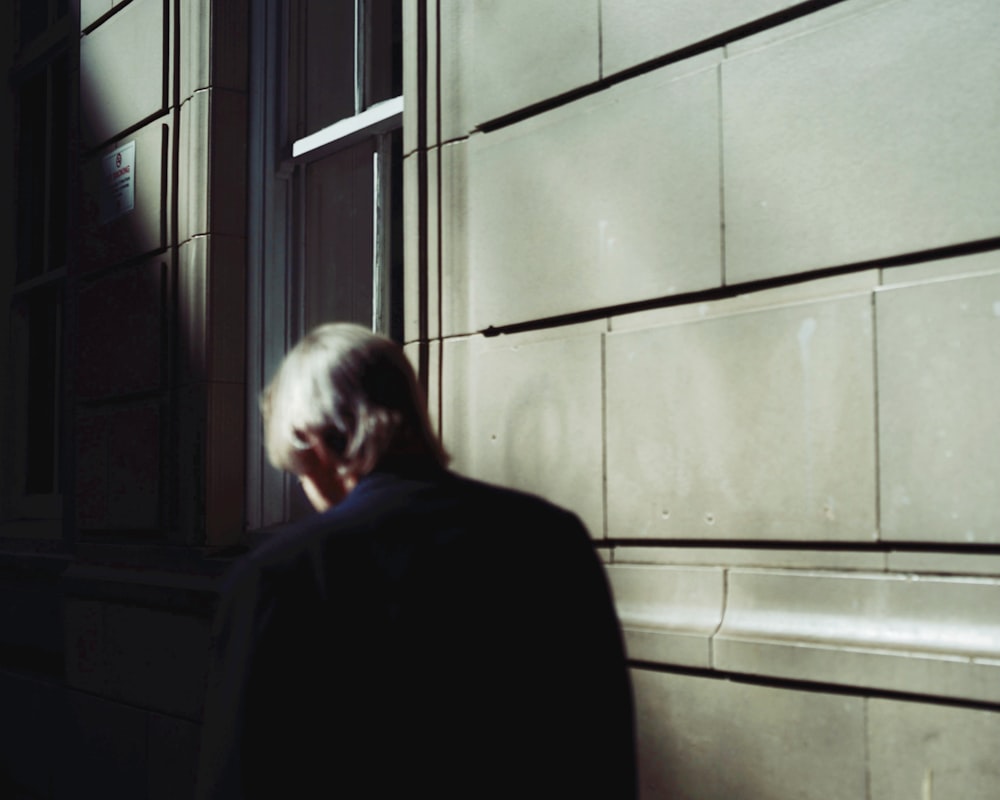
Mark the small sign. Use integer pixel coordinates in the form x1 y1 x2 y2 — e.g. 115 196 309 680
99 141 135 225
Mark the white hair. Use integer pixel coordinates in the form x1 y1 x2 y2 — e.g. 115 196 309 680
261 323 448 476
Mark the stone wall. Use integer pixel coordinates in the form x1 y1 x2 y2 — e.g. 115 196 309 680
407 1 1000 797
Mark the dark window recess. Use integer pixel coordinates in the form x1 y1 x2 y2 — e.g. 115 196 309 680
17 70 48 282
24 289 61 495
49 54 69 269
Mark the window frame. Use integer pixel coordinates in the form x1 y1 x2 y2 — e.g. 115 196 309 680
2 0 74 534
246 0 403 530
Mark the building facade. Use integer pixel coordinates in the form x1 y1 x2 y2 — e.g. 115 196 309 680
1 0 999 797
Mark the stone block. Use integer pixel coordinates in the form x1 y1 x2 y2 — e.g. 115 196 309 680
869 698 1000 799
65 598 210 719
601 0 800 76
179 88 249 243
723 0 1000 282
0 674 64 797
80 121 170 271
204 382 246 546
606 294 877 541
76 403 162 530
80 0 167 147
714 570 1000 704
180 0 248 100
178 235 247 386
402 150 432 343
465 0 599 125
880 249 1000 286
606 564 723 667
55 691 147 799
632 668 866 800
437 0 473 142
876 270 1000 542
467 57 721 329
442 327 605 537
439 140 470 336
615 545 885 573
77 259 166 400
149 713 202 800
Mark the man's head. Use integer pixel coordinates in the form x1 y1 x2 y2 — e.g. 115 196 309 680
261 323 448 509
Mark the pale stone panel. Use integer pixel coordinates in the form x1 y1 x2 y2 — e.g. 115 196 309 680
606 294 877 541
468 58 721 329
402 152 421 343
880 249 1000 286
869 698 1000 800
723 0 1000 283
877 271 1000 543
606 564 723 667
441 329 604 537
401 0 421 156
80 0 167 147
439 140 471 337
715 570 1000 704
888 551 1000 578
601 0 800 76
632 668 866 800
437 0 473 143
466 0 599 126
402 148 441 344
80 0 113 30
81 121 169 270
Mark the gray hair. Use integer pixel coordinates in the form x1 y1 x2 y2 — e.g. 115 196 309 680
261 323 448 476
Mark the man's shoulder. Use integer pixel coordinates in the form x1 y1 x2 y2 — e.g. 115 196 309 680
230 469 588 585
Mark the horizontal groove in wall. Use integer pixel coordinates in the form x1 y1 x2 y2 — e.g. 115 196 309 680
628 660 1000 715
474 0 849 134
609 564 1000 706
479 238 1000 338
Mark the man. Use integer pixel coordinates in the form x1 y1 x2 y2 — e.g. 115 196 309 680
196 323 636 798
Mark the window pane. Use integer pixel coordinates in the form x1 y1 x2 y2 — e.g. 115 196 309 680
364 0 402 108
303 139 376 331
17 70 48 282
24 288 61 495
295 0 356 137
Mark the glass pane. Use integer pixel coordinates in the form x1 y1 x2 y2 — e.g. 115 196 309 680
24 288 61 495
296 0 356 137
17 70 48 282
49 55 69 270
364 0 401 108
303 138 376 331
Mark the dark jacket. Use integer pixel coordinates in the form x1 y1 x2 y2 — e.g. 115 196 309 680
196 461 636 799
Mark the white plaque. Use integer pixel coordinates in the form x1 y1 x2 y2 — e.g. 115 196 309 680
99 141 136 225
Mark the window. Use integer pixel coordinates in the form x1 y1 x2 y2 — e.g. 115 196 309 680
4 1 73 528
247 0 403 527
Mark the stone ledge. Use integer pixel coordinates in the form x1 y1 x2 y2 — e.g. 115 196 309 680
609 564 1000 704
